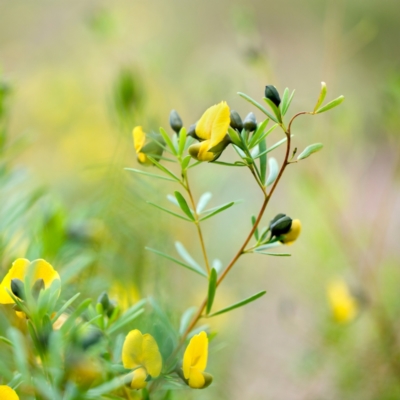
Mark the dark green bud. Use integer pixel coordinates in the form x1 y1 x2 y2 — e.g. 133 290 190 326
32 278 45 300
243 112 257 131
265 85 281 107
187 123 201 141
269 214 292 237
169 110 183 134
106 301 116 318
81 329 103 350
97 291 110 312
230 110 243 131
11 279 25 300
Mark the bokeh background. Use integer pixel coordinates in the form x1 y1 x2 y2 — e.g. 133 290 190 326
1 0 400 399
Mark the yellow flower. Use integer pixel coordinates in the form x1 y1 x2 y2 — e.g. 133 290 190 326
327 279 358 324
0 258 60 305
0 386 19 400
182 331 212 389
132 126 165 165
188 102 231 162
280 219 301 245
122 329 162 390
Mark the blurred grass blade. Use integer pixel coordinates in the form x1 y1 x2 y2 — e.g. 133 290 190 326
147 201 192 221
238 92 278 123
206 268 218 315
8 328 29 379
87 373 133 398
297 143 323 160
175 242 203 271
147 156 181 182
282 89 295 116
107 309 144 335
197 192 212 213
266 157 279 186
146 247 207 277
52 293 81 323
208 290 267 317
125 167 177 182
174 191 195 220
199 201 235 221
315 95 344 114
60 298 93 334
259 138 267 185
159 127 177 155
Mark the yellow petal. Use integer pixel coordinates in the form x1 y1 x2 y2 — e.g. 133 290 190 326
0 258 30 304
182 331 208 379
133 126 146 154
0 386 19 400
281 219 301 245
195 104 219 140
31 259 60 288
188 368 205 389
142 333 162 378
209 101 230 148
122 329 143 369
130 367 148 390
137 152 148 164
197 141 215 162
327 279 358 323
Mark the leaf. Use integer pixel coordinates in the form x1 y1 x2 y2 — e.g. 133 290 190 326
52 293 81 323
145 247 207 277
178 127 187 155
248 118 269 148
197 192 212 213
146 156 181 182
206 268 218 315
280 88 289 114
174 191 195 220
208 290 267 317
254 136 291 160
315 95 345 114
254 251 291 256
175 242 203 272
212 259 223 274
251 124 279 148
166 194 179 207
159 127 177 155
228 127 243 148
237 92 278 123
125 167 177 182
181 155 191 170
179 307 198 335
199 201 235 221
297 143 323 160
282 89 295 116
313 82 327 113
259 138 267 185
256 242 281 251
147 201 192 221
251 215 259 240
263 97 282 123
211 161 246 167
266 157 279 186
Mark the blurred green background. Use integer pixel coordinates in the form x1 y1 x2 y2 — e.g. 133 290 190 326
1 0 400 399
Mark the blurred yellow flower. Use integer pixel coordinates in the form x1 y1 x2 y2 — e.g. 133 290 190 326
0 386 19 400
0 258 60 304
189 102 231 161
280 219 301 245
327 279 358 323
133 126 148 164
122 329 162 390
182 331 212 389
132 127 165 165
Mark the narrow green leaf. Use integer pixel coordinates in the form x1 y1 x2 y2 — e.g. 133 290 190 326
266 157 279 186
159 127 177 155
145 247 207 277
259 138 267 185
206 268 218 315
197 192 212 214
211 161 246 167
181 155 191 170
188 160 202 169
253 136 290 160
208 290 267 317
251 215 259 240
315 95 345 114
146 156 181 182
256 242 280 251
175 242 203 272
179 307 198 335
228 127 243 148
251 124 279 148
199 202 235 221
248 118 269 148
259 227 270 242
107 309 144 335
282 89 295 116
178 127 187 155
166 194 179 207
52 293 81 323
238 92 278 123
0 336 13 346
254 251 291 256
297 143 323 160
60 299 93 334
174 191 195 220
263 98 282 123
313 82 327 113
280 88 289 115
147 201 192 221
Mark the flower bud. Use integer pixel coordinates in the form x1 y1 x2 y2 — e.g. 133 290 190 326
169 109 183 134
280 219 301 245
243 112 257 131
230 110 243 131
265 85 281 107
187 123 201 141
97 291 110 312
11 278 25 300
32 278 45 300
269 214 292 237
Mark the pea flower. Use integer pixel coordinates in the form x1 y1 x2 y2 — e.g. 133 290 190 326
0 386 19 400
132 126 165 165
280 219 302 245
327 279 358 324
0 258 60 305
188 101 231 162
122 329 162 390
182 331 213 389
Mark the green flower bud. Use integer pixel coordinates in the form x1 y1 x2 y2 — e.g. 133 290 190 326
243 112 257 131
81 329 103 350
230 110 243 131
97 291 110 312
169 109 183 134
11 278 25 300
187 123 201 141
265 85 281 107
269 214 292 237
